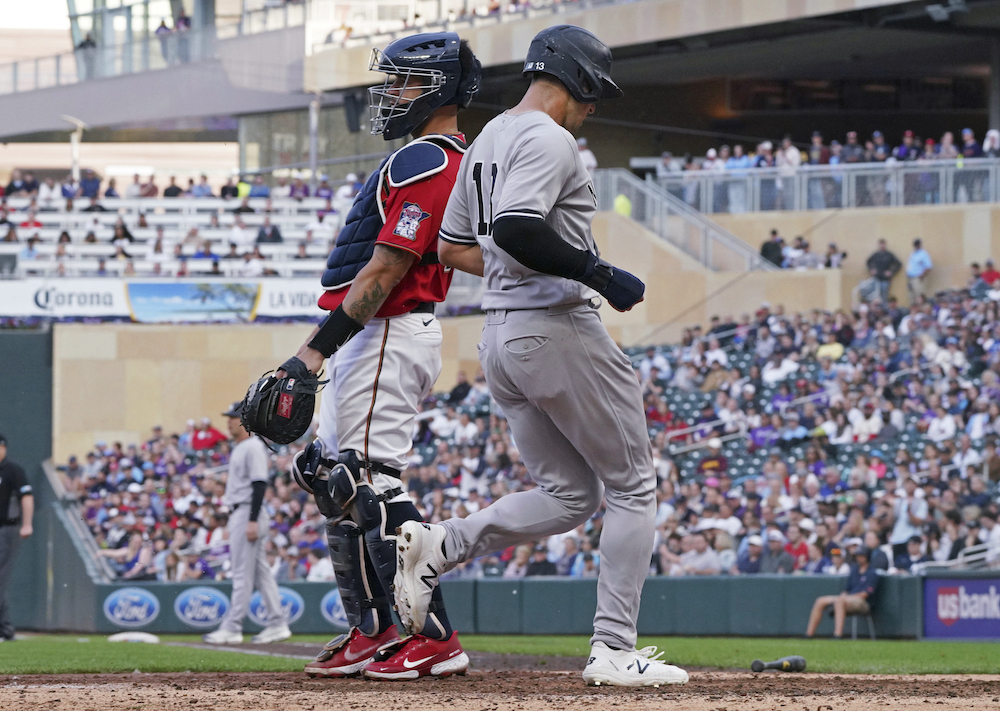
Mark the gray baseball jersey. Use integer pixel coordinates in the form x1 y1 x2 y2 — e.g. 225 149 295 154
223 435 269 507
439 111 600 310
437 110 658 652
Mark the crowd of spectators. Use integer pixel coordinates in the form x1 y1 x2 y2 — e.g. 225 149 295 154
655 127 1000 211
1 168 360 205
0 171 364 279
57 281 1000 590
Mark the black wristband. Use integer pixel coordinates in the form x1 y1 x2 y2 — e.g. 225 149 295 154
308 305 364 358
580 254 614 293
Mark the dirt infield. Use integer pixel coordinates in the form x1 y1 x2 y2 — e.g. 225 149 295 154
3 651 999 711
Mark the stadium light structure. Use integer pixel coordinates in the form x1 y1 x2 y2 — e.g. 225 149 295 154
61 115 89 183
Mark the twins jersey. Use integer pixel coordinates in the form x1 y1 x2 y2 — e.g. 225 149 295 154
223 435 269 507
439 111 599 310
318 135 466 317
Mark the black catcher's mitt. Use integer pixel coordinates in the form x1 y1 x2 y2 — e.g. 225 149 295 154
240 357 325 444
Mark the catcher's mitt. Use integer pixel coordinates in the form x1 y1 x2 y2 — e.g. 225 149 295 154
240 357 325 444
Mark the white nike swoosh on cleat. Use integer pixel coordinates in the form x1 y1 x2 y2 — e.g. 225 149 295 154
402 655 436 669
343 648 370 662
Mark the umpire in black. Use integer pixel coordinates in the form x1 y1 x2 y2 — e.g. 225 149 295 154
0 433 33 641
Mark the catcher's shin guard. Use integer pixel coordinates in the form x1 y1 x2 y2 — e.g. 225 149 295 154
326 518 392 636
325 520 365 629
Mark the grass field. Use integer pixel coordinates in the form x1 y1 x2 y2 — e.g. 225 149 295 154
0 634 995 676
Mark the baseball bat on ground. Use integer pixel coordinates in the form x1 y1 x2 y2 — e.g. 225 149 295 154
750 655 806 673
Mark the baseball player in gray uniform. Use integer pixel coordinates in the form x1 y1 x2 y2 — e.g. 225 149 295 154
203 402 290 644
393 25 688 687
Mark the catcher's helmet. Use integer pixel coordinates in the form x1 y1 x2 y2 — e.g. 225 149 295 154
522 25 622 104
369 32 481 141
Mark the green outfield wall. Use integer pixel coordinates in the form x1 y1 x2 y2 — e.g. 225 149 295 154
82 575 925 638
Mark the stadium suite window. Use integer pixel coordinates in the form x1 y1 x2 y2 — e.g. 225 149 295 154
727 77 986 112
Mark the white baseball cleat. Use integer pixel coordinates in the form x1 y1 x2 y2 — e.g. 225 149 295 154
202 629 244 645
582 641 689 687
251 624 292 644
393 521 449 635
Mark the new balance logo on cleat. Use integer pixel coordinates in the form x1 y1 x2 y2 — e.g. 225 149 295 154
420 564 439 589
627 660 650 674
587 657 596 666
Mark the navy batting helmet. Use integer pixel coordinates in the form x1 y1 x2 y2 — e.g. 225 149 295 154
522 25 622 104
368 32 481 141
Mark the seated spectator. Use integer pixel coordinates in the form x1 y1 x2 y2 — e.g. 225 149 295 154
805 546 879 638
678 531 723 576
761 530 795 573
733 533 764 574
79 169 101 198
256 216 283 243
306 548 335 581
762 351 799 386
821 545 850 575
140 175 159 197
191 417 227 450
290 177 310 199
525 545 558 576
161 177 183 198
249 176 270 198
503 545 531 579
894 535 932 572
802 541 828 574
220 177 238 199
696 438 728 477
784 524 809 570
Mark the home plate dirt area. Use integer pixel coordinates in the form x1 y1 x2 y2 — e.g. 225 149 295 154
2 649 998 711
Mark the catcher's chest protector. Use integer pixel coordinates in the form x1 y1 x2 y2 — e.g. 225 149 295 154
321 167 386 290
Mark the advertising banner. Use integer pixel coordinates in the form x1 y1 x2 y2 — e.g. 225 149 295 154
923 577 1000 639
0 278 325 322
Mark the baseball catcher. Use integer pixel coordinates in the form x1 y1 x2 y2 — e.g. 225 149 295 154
244 32 480 680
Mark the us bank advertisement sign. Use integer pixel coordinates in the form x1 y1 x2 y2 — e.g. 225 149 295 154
924 578 1000 639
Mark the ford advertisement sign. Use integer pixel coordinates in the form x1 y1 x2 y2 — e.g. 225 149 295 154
103 587 161 629
320 588 349 630
249 587 304 627
174 587 230 629
924 577 1000 639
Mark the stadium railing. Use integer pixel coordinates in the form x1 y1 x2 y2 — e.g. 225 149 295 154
593 169 776 272
650 157 1000 214
42 460 115 583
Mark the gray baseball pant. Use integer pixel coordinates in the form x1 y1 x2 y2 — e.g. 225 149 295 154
219 505 286 632
440 304 657 650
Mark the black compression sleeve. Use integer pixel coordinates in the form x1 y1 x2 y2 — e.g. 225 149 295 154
249 480 266 522
492 216 592 279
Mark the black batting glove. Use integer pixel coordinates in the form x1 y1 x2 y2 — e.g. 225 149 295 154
580 254 645 311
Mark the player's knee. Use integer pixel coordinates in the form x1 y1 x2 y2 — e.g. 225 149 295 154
559 486 603 522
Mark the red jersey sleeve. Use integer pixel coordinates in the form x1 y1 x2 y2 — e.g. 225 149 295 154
376 176 449 258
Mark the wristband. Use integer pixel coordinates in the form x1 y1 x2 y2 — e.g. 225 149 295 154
308 305 364 358
580 254 614 293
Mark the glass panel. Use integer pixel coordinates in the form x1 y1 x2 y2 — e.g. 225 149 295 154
901 167 941 206
953 167 991 204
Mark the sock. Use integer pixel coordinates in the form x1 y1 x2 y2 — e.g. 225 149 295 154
418 587 453 640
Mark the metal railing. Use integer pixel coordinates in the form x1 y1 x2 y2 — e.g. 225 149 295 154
42 460 115 583
651 157 1000 214
593 169 777 272
911 543 994 574
0 27 217 96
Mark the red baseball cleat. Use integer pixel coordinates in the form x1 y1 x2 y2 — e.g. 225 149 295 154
304 626 399 678
363 632 469 680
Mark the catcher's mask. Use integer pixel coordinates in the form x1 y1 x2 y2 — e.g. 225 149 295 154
368 32 480 141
